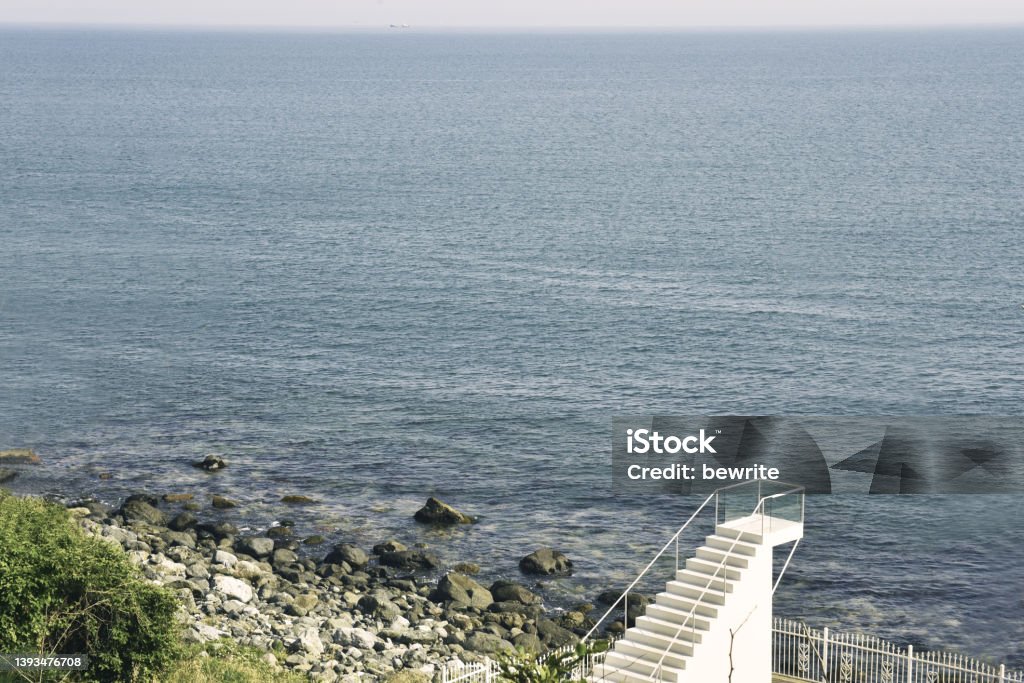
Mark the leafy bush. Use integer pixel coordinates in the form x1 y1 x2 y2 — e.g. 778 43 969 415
0 492 181 682
494 642 608 683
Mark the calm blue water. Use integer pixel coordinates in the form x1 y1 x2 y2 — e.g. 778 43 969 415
1 27 1022 666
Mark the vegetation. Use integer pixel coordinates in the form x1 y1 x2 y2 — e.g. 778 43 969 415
157 642 304 683
0 491 180 682
494 642 608 683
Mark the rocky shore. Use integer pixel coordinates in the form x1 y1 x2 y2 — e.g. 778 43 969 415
58 490 622 682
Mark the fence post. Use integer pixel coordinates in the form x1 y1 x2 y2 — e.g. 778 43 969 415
999 663 1006 683
906 644 914 683
822 627 829 681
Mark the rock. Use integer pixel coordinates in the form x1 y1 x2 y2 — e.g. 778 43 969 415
168 512 198 531
213 574 253 603
452 562 480 575
372 539 408 555
214 549 238 567
0 468 17 484
324 543 369 568
434 573 493 610
379 550 440 571
0 449 40 464
160 530 197 549
235 536 275 558
519 548 573 576
98 472 113 480
512 632 544 655
124 493 161 507
463 632 513 655
293 593 319 612
211 495 237 509
120 499 168 526
281 495 317 504
536 618 578 647
358 591 401 621
192 454 226 471
266 526 293 539
413 497 475 525
195 521 238 540
162 493 194 503
303 535 326 546
294 626 324 657
67 507 91 518
490 580 542 605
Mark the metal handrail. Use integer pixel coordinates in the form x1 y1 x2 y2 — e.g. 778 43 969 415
581 490 718 643
650 485 805 681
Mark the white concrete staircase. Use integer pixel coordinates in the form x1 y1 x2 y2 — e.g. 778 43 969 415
587 483 804 683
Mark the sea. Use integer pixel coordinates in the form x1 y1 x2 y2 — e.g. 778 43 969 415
1 26 1022 666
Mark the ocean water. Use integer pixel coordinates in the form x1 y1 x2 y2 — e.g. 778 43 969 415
1 27 1023 665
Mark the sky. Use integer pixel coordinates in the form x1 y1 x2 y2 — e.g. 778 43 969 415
2 0 1023 28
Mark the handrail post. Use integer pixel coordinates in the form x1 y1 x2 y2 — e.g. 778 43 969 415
906 644 914 683
822 626 829 681
999 663 1006 683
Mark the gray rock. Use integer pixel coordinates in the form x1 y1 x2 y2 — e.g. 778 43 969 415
535 618 578 647
168 512 198 531
273 548 299 566
519 548 573 576
294 626 324 657
324 543 369 568
211 495 238 509
213 574 253 603
463 632 513 655
372 540 408 555
434 573 493 610
490 580 542 605
160 530 197 549
195 521 238 540
235 536 275 558
192 454 226 471
512 632 545 655
120 499 167 526
414 497 475 525
0 468 17 484
379 550 441 571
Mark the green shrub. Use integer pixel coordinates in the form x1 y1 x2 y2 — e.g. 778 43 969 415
494 642 608 683
158 641 305 683
0 491 181 682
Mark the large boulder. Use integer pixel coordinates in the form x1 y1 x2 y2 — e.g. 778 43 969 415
234 536 275 559
120 499 167 526
168 512 198 531
372 539 407 555
413 497 475 525
519 548 573 576
536 618 579 647
379 549 441 570
324 543 369 568
213 575 253 603
0 449 40 464
463 632 514 655
490 580 542 605
434 572 493 610
195 521 238 541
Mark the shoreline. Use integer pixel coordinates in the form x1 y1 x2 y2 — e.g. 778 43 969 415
17 485 609 682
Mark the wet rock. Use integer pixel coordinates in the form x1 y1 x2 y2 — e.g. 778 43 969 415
192 454 226 471
372 540 407 555
272 548 299 566
161 530 197 549
163 493 194 503
490 580 542 605
266 526 293 540
452 562 480 575
235 536 275 559
120 499 168 526
536 618 578 647
168 512 198 531
519 548 573 576
324 543 369 568
0 468 17 484
303 535 326 546
195 521 238 541
434 573 493 610
211 495 237 509
281 495 317 504
0 449 40 464
512 632 544 655
379 550 441 571
413 497 475 525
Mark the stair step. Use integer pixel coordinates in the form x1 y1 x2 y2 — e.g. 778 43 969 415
695 546 751 568
635 614 709 639
664 580 728 604
684 557 743 580
705 534 759 556
602 652 687 682
614 639 692 669
716 524 764 544
626 625 703 650
650 592 719 618
589 663 674 683
673 568 734 592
